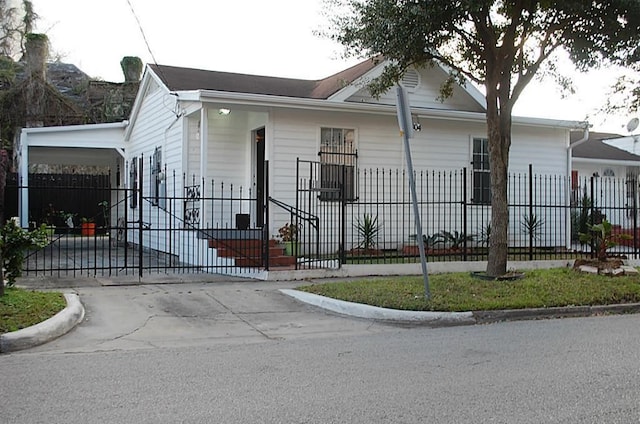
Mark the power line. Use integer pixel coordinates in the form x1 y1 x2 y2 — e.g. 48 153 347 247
125 0 160 67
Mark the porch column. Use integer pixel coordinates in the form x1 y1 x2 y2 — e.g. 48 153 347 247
19 131 29 228
199 108 208 230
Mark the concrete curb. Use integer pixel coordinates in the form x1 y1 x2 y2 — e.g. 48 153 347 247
281 289 640 327
280 289 475 326
0 293 85 353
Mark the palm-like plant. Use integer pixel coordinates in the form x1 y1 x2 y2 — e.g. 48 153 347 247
355 214 380 251
579 219 631 261
521 213 544 240
439 230 474 250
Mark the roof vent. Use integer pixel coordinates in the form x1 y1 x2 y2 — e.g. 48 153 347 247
401 69 420 90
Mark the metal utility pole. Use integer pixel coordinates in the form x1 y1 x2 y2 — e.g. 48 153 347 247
396 85 430 299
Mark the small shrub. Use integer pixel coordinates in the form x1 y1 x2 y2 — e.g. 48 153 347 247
0 220 49 286
422 233 444 248
579 218 630 261
355 214 380 251
571 193 604 242
521 213 544 240
438 230 474 250
478 222 491 246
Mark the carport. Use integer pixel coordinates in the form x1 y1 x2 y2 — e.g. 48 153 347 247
17 122 128 228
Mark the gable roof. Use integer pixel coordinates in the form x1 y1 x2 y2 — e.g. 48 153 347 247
148 57 380 99
571 131 640 162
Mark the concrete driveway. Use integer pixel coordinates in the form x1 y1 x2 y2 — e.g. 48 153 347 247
18 275 393 354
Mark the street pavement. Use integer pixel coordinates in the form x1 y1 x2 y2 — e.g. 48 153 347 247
4 275 640 422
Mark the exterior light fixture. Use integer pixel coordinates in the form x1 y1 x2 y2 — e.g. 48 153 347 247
219 108 231 115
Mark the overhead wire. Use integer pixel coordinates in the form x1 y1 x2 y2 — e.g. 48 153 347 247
125 0 180 116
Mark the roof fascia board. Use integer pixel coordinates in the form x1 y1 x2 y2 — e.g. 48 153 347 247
573 157 640 166
26 139 126 149
196 89 583 129
21 122 127 149
124 66 171 140
21 121 128 135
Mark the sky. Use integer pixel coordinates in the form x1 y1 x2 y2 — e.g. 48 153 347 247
29 0 636 134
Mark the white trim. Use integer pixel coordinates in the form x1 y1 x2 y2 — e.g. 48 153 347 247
191 89 584 130
21 121 128 134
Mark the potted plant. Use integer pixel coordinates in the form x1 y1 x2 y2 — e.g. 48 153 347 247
81 217 96 236
278 222 299 256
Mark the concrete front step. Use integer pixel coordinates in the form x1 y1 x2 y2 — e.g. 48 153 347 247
209 238 296 267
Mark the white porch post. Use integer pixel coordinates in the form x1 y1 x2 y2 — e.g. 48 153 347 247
200 108 209 229
19 131 29 228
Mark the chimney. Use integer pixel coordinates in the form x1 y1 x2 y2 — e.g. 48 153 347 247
24 33 49 127
24 33 49 80
120 56 143 82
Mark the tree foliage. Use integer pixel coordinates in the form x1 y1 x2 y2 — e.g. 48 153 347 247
323 0 640 276
0 0 37 59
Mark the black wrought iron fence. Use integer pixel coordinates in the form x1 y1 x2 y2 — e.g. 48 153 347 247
8 162 640 278
293 161 640 266
12 166 267 278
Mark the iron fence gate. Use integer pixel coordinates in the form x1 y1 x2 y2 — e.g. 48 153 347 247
16 161 273 278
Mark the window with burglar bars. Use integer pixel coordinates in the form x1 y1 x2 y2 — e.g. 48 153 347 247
472 137 491 204
151 147 166 208
129 157 138 208
319 127 357 201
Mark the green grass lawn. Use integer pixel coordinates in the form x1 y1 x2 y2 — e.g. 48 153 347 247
0 288 66 333
298 268 640 312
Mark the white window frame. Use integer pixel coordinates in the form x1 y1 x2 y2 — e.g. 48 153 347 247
471 136 491 205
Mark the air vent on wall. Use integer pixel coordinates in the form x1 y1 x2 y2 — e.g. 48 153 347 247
401 69 420 90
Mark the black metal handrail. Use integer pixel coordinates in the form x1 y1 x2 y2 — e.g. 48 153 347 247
268 196 319 231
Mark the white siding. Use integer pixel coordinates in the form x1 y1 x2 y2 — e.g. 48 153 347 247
126 85 184 253
186 116 201 181
267 108 571 249
347 65 485 112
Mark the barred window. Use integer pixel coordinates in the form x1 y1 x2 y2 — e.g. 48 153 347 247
472 137 491 205
319 127 357 201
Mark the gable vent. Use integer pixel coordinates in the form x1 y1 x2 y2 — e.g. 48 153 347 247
401 69 420 90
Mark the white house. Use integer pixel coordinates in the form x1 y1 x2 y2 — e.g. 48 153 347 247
17 58 588 271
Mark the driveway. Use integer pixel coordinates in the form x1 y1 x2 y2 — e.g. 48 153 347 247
18 275 394 354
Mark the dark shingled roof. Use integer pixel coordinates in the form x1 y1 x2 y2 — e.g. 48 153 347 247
148 57 380 99
571 131 640 162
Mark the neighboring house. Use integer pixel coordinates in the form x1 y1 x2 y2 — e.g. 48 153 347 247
17 58 588 272
570 131 637 180
570 131 640 227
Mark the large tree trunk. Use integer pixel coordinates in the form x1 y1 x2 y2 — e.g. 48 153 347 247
485 81 513 277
